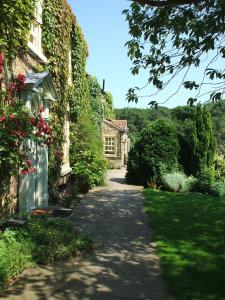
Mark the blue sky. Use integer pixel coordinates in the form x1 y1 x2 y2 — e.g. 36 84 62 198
68 1 219 109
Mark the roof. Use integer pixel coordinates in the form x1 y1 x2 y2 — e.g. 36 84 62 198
111 120 127 130
23 71 58 101
103 119 128 133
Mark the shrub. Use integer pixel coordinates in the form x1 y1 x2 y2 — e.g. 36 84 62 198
191 167 215 194
161 172 186 192
126 118 180 186
0 229 33 291
214 154 225 181
191 105 216 175
181 176 197 193
210 181 225 197
72 150 107 193
0 217 92 291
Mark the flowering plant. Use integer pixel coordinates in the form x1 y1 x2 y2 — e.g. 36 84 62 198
0 53 54 194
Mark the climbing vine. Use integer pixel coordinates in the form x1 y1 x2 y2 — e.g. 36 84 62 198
0 0 35 62
1 0 115 203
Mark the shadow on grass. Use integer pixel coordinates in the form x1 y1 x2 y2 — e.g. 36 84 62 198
144 189 225 300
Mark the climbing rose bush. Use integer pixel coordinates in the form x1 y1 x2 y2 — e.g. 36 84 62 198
0 53 54 194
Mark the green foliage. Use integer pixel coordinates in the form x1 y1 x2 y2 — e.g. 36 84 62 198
180 176 197 193
88 75 104 131
103 91 114 118
214 154 225 182
191 105 216 175
161 172 186 193
192 167 215 194
42 2 108 194
144 188 225 300
18 217 92 264
209 100 225 156
0 0 35 61
210 181 225 197
126 118 180 185
0 229 33 291
72 150 107 193
0 101 33 191
124 1 225 103
0 217 92 291
42 0 76 191
115 107 171 145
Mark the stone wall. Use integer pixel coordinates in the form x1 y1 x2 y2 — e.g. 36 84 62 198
102 121 129 169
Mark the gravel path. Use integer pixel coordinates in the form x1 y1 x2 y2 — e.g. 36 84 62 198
2 169 171 300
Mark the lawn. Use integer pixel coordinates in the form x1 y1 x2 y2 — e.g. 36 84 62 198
144 189 225 300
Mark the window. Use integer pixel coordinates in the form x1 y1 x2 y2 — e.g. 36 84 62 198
104 137 116 155
68 50 72 85
28 0 47 62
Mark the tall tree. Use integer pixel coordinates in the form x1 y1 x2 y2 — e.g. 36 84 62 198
124 1 225 105
191 104 216 174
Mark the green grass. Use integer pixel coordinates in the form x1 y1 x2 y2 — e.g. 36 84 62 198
0 216 93 292
144 189 225 300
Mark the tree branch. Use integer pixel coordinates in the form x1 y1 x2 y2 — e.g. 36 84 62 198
132 0 203 7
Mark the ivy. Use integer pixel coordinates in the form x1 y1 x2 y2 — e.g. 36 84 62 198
1 0 114 201
0 0 35 62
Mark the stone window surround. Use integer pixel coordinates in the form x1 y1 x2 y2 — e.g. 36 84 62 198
104 135 118 157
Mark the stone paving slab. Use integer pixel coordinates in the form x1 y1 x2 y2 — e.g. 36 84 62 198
1 169 172 300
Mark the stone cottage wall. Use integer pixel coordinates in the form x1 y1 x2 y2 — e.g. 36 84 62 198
102 122 124 169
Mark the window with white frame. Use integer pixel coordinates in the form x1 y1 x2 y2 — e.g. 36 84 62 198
28 0 47 62
68 50 72 85
104 137 116 155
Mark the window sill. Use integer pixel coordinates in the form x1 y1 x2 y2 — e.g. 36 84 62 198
28 42 48 63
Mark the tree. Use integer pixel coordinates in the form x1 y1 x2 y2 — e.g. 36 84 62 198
191 104 216 175
126 118 180 185
124 1 225 105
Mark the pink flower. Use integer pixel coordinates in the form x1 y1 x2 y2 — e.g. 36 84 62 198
29 167 37 174
27 159 32 165
39 107 44 113
8 81 16 92
20 169 29 175
0 115 6 122
10 114 16 119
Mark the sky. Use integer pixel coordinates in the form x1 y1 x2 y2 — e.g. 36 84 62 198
67 0 219 109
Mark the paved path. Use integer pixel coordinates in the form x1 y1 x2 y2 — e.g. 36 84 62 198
2 169 171 300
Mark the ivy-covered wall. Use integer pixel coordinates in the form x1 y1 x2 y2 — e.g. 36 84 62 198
0 0 114 206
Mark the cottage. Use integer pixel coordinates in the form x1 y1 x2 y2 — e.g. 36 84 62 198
102 119 130 169
0 0 76 213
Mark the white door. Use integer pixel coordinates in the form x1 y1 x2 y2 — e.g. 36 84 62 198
19 140 49 212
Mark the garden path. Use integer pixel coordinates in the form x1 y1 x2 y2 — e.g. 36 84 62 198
2 169 172 300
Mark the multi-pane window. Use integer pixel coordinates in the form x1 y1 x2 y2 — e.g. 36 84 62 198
28 0 46 61
68 50 72 85
104 137 116 155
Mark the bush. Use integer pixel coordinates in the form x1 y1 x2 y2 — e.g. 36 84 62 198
72 150 107 193
181 176 197 193
126 118 180 186
161 172 186 192
191 167 215 194
0 229 33 291
214 154 225 181
0 217 92 291
210 181 225 197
